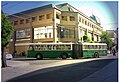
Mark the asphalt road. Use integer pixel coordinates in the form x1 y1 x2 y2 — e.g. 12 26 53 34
7 59 116 82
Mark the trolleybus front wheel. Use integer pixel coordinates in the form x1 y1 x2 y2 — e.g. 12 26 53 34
94 52 99 58
61 53 68 59
36 53 43 60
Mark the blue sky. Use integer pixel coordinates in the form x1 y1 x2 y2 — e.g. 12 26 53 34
1 1 118 30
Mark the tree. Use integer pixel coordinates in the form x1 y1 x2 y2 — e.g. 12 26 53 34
1 14 13 67
82 35 94 43
100 31 113 50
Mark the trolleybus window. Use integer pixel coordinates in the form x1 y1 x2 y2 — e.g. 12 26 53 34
30 44 72 51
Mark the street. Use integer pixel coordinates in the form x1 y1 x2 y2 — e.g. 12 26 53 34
4 57 118 82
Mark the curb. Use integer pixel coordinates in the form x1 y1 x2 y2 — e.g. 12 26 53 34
6 60 29 67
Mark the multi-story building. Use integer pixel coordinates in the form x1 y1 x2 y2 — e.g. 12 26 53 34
9 3 103 55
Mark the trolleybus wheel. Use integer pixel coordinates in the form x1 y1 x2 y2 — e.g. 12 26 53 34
36 53 43 60
61 53 68 59
94 52 99 58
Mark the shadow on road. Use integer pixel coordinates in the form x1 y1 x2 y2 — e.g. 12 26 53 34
6 59 117 82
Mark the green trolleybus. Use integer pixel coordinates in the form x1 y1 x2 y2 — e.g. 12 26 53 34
15 42 107 59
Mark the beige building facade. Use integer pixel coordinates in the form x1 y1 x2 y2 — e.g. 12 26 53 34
9 3 103 55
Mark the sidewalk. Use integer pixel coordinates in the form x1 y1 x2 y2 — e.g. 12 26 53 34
79 59 118 82
6 60 29 67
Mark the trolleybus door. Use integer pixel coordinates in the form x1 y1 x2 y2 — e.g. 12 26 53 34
72 44 82 59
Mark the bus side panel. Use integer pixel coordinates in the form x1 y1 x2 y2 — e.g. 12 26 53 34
97 50 107 56
42 50 61 58
39 50 72 58
83 50 94 57
27 50 59 58
83 50 107 57
27 50 72 58
27 50 37 58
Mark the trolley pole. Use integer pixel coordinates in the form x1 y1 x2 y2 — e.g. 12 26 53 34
30 18 33 43
13 30 16 57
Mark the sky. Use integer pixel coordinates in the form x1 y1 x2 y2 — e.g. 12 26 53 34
1 1 118 30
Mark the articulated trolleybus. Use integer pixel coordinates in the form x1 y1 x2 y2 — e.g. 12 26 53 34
16 42 107 59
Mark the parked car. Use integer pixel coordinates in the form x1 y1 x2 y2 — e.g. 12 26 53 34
6 53 13 60
107 50 110 54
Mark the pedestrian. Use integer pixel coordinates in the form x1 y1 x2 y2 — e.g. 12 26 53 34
112 48 116 56
12 51 16 58
22 51 25 56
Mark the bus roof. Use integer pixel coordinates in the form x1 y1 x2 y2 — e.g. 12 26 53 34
15 42 74 46
82 42 107 45
15 42 107 46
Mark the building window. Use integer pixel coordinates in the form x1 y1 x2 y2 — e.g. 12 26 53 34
49 33 51 38
39 15 44 21
26 18 30 23
79 17 81 22
57 27 75 38
70 16 75 21
92 25 94 28
62 16 67 21
56 14 60 19
82 19 84 24
45 33 47 38
20 19 24 24
85 21 87 25
85 29 87 35
40 33 44 38
16 29 31 39
32 16 37 22
88 22 90 26
90 23 92 27
34 26 53 39
46 14 52 19
14 21 18 25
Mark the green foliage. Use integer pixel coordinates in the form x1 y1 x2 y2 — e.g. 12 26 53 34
1 14 13 47
82 35 94 43
87 35 94 43
100 31 113 49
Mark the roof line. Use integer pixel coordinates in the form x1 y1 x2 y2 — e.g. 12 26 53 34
56 3 102 27
13 4 53 16
66 3 103 28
